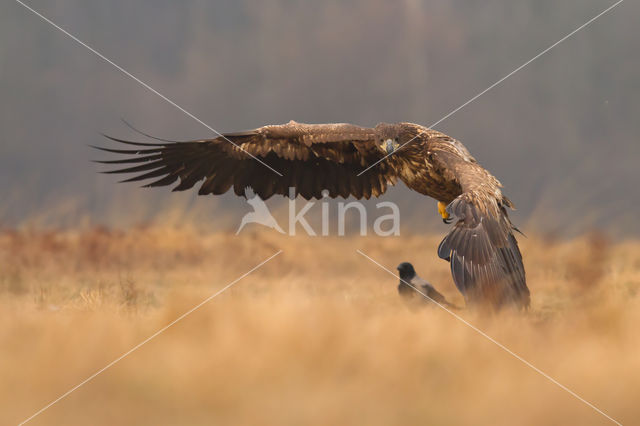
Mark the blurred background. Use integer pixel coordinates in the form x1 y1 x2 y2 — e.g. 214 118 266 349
3 3 639 425
1 0 638 236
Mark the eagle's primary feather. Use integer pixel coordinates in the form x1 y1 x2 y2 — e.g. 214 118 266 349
95 120 530 310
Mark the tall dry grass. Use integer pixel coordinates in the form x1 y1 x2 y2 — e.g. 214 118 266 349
1 226 639 425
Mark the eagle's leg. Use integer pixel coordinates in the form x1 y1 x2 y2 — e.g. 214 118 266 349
438 201 454 224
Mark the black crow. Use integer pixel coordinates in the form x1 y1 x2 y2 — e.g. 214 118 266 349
396 262 458 309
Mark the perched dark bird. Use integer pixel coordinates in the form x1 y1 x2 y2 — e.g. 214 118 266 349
95 120 530 310
396 262 457 308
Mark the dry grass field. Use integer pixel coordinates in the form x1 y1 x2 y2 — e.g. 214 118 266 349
1 226 639 425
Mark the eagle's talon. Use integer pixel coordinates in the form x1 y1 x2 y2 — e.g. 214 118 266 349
438 201 453 224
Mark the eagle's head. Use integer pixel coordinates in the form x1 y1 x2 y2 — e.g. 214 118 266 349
375 123 405 154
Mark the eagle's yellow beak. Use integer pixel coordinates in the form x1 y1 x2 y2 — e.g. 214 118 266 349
382 139 396 154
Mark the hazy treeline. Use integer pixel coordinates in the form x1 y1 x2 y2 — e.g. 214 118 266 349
1 0 637 235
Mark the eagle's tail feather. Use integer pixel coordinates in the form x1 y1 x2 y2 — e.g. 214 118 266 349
437 196 530 310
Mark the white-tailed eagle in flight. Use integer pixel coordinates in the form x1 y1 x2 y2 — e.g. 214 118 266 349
95 120 530 310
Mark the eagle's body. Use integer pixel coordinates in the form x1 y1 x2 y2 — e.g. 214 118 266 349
97 120 530 310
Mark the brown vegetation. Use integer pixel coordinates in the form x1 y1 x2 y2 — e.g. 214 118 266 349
1 226 639 425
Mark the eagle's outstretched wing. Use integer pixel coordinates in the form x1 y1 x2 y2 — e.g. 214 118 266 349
95 121 397 200
432 148 530 310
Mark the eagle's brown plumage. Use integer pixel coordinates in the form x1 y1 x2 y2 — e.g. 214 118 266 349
95 120 530 310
